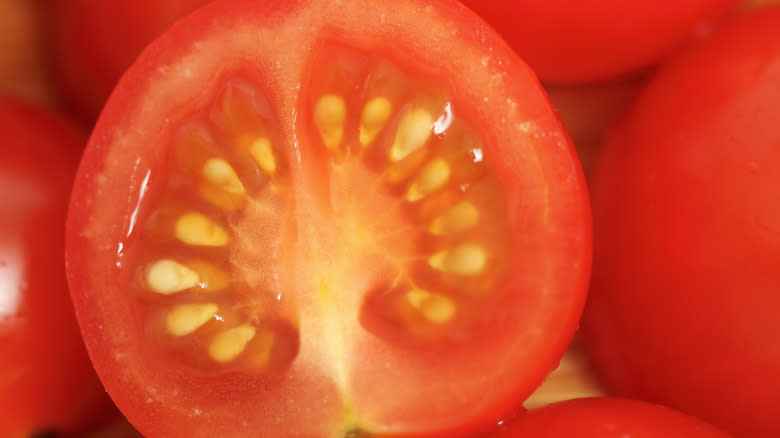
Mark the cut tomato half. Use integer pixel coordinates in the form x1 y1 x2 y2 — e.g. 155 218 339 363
65 1 591 437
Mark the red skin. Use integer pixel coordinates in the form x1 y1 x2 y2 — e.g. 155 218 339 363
50 0 213 125
0 99 117 437
459 0 739 83
585 5 780 437
65 0 591 437
484 398 732 438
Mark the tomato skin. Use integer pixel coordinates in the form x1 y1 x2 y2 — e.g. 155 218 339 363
584 5 780 437
65 0 591 437
484 397 732 438
0 99 117 438
50 0 213 125
459 0 739 83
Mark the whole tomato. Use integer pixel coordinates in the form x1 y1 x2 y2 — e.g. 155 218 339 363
459 0 739 83
0 99 117 437
484 397 732 438
585 5 780 437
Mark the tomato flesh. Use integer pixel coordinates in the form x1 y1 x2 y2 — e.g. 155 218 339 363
66 1 591 437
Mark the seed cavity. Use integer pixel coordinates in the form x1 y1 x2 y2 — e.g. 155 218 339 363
390 108 434 162
429 243 487 276
407 158 450 202
429 201 479 235
360 97 393 146
146 259 201 294
249 137 277 175
244 329 275 368
175 212 230 247
314 94 347 150
209 325 257 363
166 303 219 336
406 289 456 324
202 158 245 194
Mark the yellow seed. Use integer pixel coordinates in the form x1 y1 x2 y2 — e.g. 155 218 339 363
407 289 456 324
166 303 218 336
407 158 450 202
175 212 230 247
429 202 480 235
314 94 347 150
390 108 434 162
146 259 201 294
360 97 393 146
202 158 245 194
429 243 487 276
208 325 257 363
249 137 277 175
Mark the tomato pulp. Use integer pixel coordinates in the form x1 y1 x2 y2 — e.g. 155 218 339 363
483 397 732 438
585 5 780 437
66 1 591 437
0 99 117 437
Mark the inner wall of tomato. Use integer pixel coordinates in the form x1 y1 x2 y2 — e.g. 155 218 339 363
67 1 591 437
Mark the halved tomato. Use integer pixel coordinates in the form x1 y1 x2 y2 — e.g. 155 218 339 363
65 1 591 437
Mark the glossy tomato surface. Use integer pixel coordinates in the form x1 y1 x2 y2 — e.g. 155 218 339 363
0 99 116 437
585 5 780 437
459 0 739 83
66 0 591 437
484 397 732 438
51 0 213 124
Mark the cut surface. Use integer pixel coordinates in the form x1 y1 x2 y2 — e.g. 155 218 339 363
126 46 512 391
65 1 591 438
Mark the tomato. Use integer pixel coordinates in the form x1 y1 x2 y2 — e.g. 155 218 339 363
484 397 732 437
0 99 117 437
458 0 740 83
65 0 591 436
50 0 213 124
544 76 644 178
584 5 780 437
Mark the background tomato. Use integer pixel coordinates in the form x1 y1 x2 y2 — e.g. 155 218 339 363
483 397 731 437
0 99 117 437
65 0 591 437
544 76 644 178
584 5 780 437
50 0 213 125
459 0 740 83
